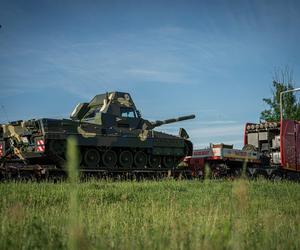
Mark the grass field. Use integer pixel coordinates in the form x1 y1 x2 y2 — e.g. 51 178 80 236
0 179 300 250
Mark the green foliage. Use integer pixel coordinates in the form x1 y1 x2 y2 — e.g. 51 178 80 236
261 81 300 122
0 180 300 250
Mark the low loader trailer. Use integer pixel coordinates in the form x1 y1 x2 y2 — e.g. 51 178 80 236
185 143 261 178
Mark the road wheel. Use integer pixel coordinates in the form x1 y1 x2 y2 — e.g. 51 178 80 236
134 151 147 168
119 150 133 168
162 156 174 168
148 155 160 168
49 140 66 155
83 148 100 168
102 150 117 168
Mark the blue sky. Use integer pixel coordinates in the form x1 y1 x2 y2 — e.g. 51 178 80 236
1 0 300 148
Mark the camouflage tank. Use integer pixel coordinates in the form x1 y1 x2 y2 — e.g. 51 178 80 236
0 92 195 169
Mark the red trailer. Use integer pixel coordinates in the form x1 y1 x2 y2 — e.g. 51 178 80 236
185 143 261 178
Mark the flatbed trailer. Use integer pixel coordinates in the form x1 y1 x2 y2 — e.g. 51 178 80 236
185 144 263 178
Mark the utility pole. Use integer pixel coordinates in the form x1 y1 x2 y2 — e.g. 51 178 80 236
280 87 300 121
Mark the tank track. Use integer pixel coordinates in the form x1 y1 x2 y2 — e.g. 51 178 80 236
0 160 194 181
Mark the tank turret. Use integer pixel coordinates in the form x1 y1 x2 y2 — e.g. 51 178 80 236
70 92 140 127
70 91 195 130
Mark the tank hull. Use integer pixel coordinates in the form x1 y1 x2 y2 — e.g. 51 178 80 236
1 118 193 169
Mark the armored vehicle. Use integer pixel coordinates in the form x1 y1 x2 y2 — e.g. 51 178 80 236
0 92 195 169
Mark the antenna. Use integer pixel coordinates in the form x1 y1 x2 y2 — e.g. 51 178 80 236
1 105 9 123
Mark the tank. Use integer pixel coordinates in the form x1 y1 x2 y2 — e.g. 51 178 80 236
0 91 195 169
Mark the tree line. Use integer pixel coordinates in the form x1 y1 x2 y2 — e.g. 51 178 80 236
261 66 300 122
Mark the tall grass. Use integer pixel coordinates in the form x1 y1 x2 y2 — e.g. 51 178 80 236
0 152 299 249
66 137 83 250
0 179 299 249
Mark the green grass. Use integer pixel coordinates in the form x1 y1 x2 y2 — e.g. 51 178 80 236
0 179 299 250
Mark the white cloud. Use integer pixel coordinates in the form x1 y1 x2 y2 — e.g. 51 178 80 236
126 69 161 75
0 24 239 98
193 139 244 149
188 123 245 149
156 121 245 149
189 124 244 138
195 120 237 125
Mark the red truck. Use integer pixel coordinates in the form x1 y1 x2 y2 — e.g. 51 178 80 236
186 120 300 179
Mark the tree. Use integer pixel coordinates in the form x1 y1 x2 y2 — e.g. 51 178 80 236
260 67 300 122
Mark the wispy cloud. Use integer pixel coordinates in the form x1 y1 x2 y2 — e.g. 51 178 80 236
126 69 162 75
189 124 244 138
0 23 249 98
195 120 237 125
193 139 244 149
156 120 244 149
124 68 189 84
189 123 244 149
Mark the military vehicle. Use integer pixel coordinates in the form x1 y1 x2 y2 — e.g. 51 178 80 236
0 92 195 170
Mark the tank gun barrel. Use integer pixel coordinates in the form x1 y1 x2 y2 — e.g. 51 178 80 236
150 114 195 128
